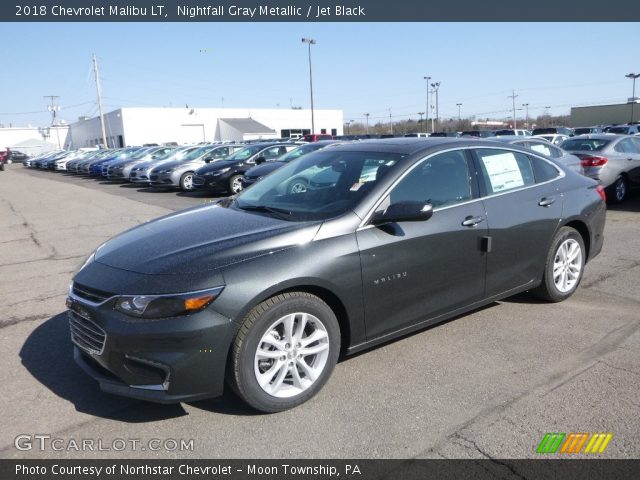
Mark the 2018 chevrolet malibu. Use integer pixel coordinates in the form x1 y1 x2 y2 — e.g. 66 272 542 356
67 138 606 412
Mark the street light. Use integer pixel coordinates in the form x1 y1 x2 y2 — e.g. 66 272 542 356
364 113 370 134
522 103 529 127
301 38 316 134
418 111 424 129
430 82 440 131
423 76 431 133
456 103 462 123
625 73 640 123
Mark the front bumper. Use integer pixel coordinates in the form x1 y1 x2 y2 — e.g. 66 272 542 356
192 174 230 193
68 288 236 403
149 171 179 188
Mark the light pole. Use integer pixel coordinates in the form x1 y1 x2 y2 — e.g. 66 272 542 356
364 113 370 134
430 82 440 132
389 108 393 135
424 76 431 133
456 103 462 123
301 38 316 134
522 103 529 127
625 73 640 123
418 111 424 130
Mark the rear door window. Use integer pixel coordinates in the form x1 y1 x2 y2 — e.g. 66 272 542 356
475 148 535 195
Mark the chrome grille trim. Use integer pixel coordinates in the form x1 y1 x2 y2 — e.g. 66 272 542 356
72 283 113 304
68 311 106 355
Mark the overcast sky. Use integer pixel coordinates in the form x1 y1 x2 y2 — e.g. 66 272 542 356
1 22 639 128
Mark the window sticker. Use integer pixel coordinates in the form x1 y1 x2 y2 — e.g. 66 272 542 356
480 152 525 192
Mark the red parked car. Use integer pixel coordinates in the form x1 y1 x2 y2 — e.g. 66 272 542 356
302 133 334 142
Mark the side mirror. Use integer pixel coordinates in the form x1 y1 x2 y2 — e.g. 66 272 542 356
204 156 213 163
255 157 266 165
372 202 433 226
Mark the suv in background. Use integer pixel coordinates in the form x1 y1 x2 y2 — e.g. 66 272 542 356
494 129 531 136
573 126 604 135
605 125 640 135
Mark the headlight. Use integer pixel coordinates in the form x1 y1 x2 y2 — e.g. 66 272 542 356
114 286 224 319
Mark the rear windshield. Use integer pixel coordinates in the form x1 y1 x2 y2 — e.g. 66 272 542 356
606 127 629 134
494 130 515 136
560 139 611 151
573 128 593 135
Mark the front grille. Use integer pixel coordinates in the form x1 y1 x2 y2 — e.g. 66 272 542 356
193 176 204 185
69 311 106 355
72 283 114 304
130 172 137 178
150 175 158 181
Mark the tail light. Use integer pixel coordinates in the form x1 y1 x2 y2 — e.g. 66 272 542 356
580 156 608 167
595 185 606 202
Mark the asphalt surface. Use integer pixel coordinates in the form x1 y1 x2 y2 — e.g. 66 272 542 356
1 164 639 459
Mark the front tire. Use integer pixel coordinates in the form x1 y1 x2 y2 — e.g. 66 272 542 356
229 292 340 413
229 175 243 194
532 227 585 302
180 172 195 191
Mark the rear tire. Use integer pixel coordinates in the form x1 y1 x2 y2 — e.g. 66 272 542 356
229 292 340 413
532 227 585 302
606 176 627 203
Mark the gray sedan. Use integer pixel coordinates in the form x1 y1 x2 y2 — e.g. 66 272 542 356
560 134 640 202
493 136 582 174
149 144 245 191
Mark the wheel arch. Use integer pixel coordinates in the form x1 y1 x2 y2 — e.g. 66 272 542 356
561 219 591 261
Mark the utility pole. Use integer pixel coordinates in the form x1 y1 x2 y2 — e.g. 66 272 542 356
43 95 61 148
418 111 424 129
424 76 431 133
364 113 370 134
389 108 393 135
92 54 108 149
508 90 518 129
456 103 462 123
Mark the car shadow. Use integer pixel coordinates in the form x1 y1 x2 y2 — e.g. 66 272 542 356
188 392 264 416
500 291 548 305
19 312 188 422
176 191 222 199
607 192 640 213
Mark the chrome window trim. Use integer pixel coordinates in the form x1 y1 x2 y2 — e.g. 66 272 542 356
357 145 565 230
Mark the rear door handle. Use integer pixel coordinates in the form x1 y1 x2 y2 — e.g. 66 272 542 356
538 197 556 207
462 215 485 227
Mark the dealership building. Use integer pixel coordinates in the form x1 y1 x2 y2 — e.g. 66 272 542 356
66 107 344 148
570 99 640 127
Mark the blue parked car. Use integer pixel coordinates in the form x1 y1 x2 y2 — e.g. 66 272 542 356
87 148 140 176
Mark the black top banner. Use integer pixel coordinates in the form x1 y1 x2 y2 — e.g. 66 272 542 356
3 0 640 22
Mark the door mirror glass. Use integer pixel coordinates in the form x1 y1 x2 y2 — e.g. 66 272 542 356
255 157 266 165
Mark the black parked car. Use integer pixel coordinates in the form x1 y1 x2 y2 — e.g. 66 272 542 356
241 140 341 189
68 138 605 412
192 143 298 194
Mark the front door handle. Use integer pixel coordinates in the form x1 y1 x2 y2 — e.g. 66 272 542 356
538 197 556 207
462 215 485 227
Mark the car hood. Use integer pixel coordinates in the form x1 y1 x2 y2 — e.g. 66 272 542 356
94 203 322 275
196 159 239 174
245 161 286 178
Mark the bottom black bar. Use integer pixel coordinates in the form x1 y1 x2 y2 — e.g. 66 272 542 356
2 459 639 480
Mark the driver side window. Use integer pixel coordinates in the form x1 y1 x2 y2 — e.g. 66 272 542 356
388 150 472 208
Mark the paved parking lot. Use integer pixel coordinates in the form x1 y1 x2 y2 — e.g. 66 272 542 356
1 164 639 459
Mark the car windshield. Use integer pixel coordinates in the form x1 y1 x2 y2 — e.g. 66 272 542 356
277 143 328 163
560 139 611 151
152 149 176 161
573 128 593 135
233 150 405 221
225 145 266 161
179 145 215 161
127 147 152 160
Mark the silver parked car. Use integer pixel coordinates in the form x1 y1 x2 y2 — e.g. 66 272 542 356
128 146 199 185
560 134 640 202
149 144 244 191
493 136 582 174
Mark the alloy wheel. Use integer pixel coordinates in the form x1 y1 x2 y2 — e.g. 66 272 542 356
552 238 582 293
254 312 330 398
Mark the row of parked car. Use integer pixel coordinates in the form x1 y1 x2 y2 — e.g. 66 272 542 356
23 132 640 203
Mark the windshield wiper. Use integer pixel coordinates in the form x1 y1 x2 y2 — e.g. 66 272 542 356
236 203 293 219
